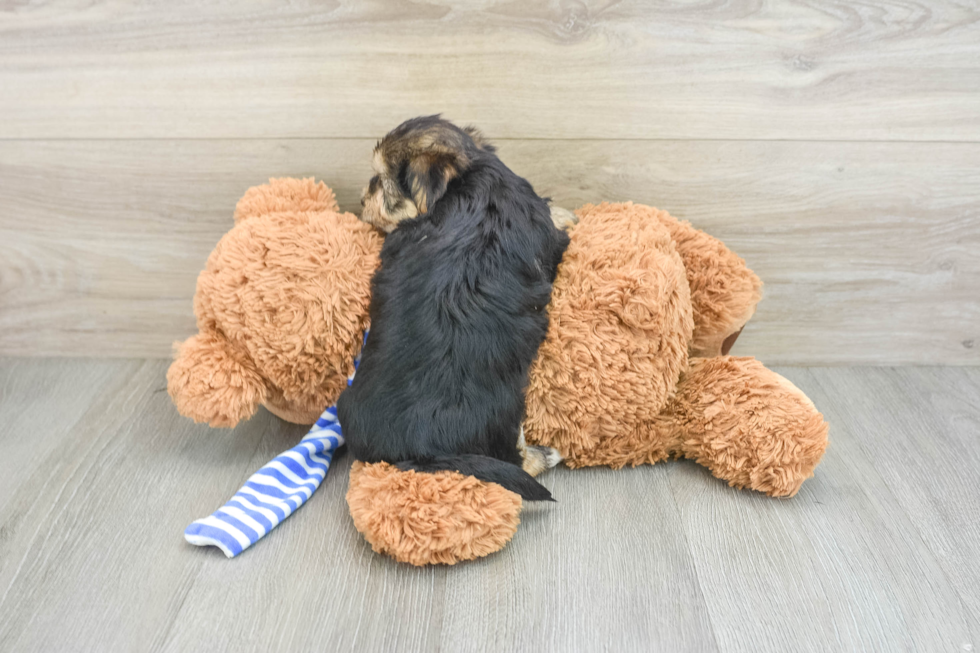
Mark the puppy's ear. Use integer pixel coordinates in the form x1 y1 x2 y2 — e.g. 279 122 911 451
406 152 461 215
463 126 495 152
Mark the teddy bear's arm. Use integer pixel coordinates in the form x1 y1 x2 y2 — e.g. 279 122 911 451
167 332 268 428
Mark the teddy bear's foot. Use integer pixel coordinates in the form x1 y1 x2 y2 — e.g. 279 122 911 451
347 462 522 566
665 356 829 497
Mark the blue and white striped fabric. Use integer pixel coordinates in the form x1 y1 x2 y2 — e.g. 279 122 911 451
184 331 367 558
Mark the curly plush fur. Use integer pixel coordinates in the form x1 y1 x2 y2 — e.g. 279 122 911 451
348 201 826 565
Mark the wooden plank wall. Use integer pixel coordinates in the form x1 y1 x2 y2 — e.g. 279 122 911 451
1 1 978 364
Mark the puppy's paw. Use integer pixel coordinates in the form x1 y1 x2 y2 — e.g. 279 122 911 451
523 445 563 477
542 446 563 469
549 205 578 231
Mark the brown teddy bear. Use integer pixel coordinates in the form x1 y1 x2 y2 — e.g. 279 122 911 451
169 178 828 566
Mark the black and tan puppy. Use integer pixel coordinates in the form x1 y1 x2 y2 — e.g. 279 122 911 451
337 116 568 501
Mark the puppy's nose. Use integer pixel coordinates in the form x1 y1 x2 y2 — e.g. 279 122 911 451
360 189 368 207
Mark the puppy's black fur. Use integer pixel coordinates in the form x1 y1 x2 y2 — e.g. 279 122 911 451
337 116 569 501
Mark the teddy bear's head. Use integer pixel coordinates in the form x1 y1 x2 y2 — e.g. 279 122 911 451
167 179 383 428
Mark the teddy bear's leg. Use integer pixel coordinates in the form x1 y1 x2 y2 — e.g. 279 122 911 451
655 356 829 497
653 212 763 357
233 177 340 223
167 332 269 428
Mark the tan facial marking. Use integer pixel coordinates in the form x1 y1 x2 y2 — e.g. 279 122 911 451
360 183 418 233
372 148 388 175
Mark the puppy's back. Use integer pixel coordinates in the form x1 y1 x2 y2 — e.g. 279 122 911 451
338 136 568 499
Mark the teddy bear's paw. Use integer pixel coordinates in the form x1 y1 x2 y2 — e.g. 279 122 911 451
167 333 267 428
347 461 522 566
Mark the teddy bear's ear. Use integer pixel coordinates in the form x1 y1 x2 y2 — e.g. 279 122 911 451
233 178 340 223
167 333 268 428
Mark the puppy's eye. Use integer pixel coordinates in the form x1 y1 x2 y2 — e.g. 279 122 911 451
368 175 380 195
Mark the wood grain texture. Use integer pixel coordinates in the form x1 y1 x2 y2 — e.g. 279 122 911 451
0 358 133 500
0 360 279 652
806 367 980 637
1 360 979 652
438 466 718 652
0 0 978 140
1 138 977 364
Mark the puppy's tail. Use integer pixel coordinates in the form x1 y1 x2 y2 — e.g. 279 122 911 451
396 454 554 502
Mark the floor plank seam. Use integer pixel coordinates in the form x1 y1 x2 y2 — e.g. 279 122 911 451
148 564 206 653
664 465 724 653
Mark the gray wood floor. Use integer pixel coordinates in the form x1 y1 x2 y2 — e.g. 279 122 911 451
1 359 978 652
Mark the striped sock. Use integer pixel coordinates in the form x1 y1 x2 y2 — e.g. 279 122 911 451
184 332 366 558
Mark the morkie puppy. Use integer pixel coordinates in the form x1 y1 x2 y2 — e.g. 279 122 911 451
337 116 569 501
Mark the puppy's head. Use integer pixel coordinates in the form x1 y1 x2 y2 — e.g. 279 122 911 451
360 115 490 232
